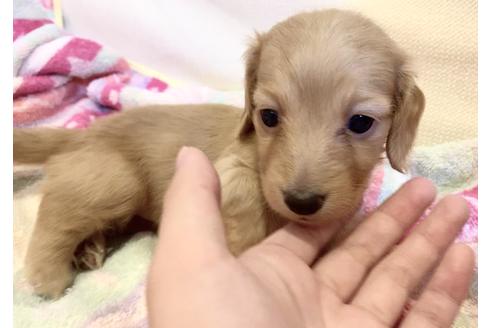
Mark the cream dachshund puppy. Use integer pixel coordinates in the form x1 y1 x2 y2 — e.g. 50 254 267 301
14 9 424 299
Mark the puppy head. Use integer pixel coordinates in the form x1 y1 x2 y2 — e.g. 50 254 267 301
238 9 424 224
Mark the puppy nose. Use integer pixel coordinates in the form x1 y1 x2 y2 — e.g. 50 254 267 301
283 190 326 216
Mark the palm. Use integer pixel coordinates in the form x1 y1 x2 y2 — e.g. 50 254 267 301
236 243 388 328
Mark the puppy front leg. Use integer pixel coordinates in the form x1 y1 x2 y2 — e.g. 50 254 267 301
223 211 267 256
216 156 268 255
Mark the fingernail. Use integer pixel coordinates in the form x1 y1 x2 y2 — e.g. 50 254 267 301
176 146 191 169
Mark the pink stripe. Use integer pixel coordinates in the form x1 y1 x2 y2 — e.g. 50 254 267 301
38 38 102 75
63 108 109 129
13 81 87 126
39 0 53 10
361 165 385 215
461 185 478 199
146 78 168 92
456 185 478 243
100 82 124 109
13 19 53 41
14 76 55 97
110 58 130 73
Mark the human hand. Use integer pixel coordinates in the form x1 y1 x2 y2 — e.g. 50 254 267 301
147 147 474 328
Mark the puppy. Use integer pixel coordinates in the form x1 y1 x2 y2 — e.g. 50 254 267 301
14 9 424 299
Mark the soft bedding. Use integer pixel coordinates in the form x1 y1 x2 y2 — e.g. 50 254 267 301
13 0 477 327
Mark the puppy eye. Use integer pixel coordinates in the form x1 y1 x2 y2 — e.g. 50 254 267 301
347 115 375 134
260 109 279 128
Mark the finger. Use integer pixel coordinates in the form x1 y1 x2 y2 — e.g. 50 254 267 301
158 146 228 259
147 147 229 326
314 178 436 301
351 195 469 326
401 244 475 328
252 220 343 265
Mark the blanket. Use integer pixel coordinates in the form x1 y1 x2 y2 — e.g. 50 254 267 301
13 1 477 327
13 0 170 129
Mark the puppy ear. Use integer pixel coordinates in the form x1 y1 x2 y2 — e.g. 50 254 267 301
237 33 263 139
386 66 425 172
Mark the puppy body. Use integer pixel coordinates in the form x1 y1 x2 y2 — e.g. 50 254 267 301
14 9 425 298
15 104 276 297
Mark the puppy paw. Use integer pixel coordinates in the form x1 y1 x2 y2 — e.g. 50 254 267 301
25 262 75 299
73 231 107 270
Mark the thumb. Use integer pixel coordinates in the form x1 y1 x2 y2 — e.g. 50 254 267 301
157 146 228 258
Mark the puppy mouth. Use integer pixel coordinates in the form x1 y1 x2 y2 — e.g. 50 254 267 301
298 217 312 223
267 199 335 226
292 216 327 226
